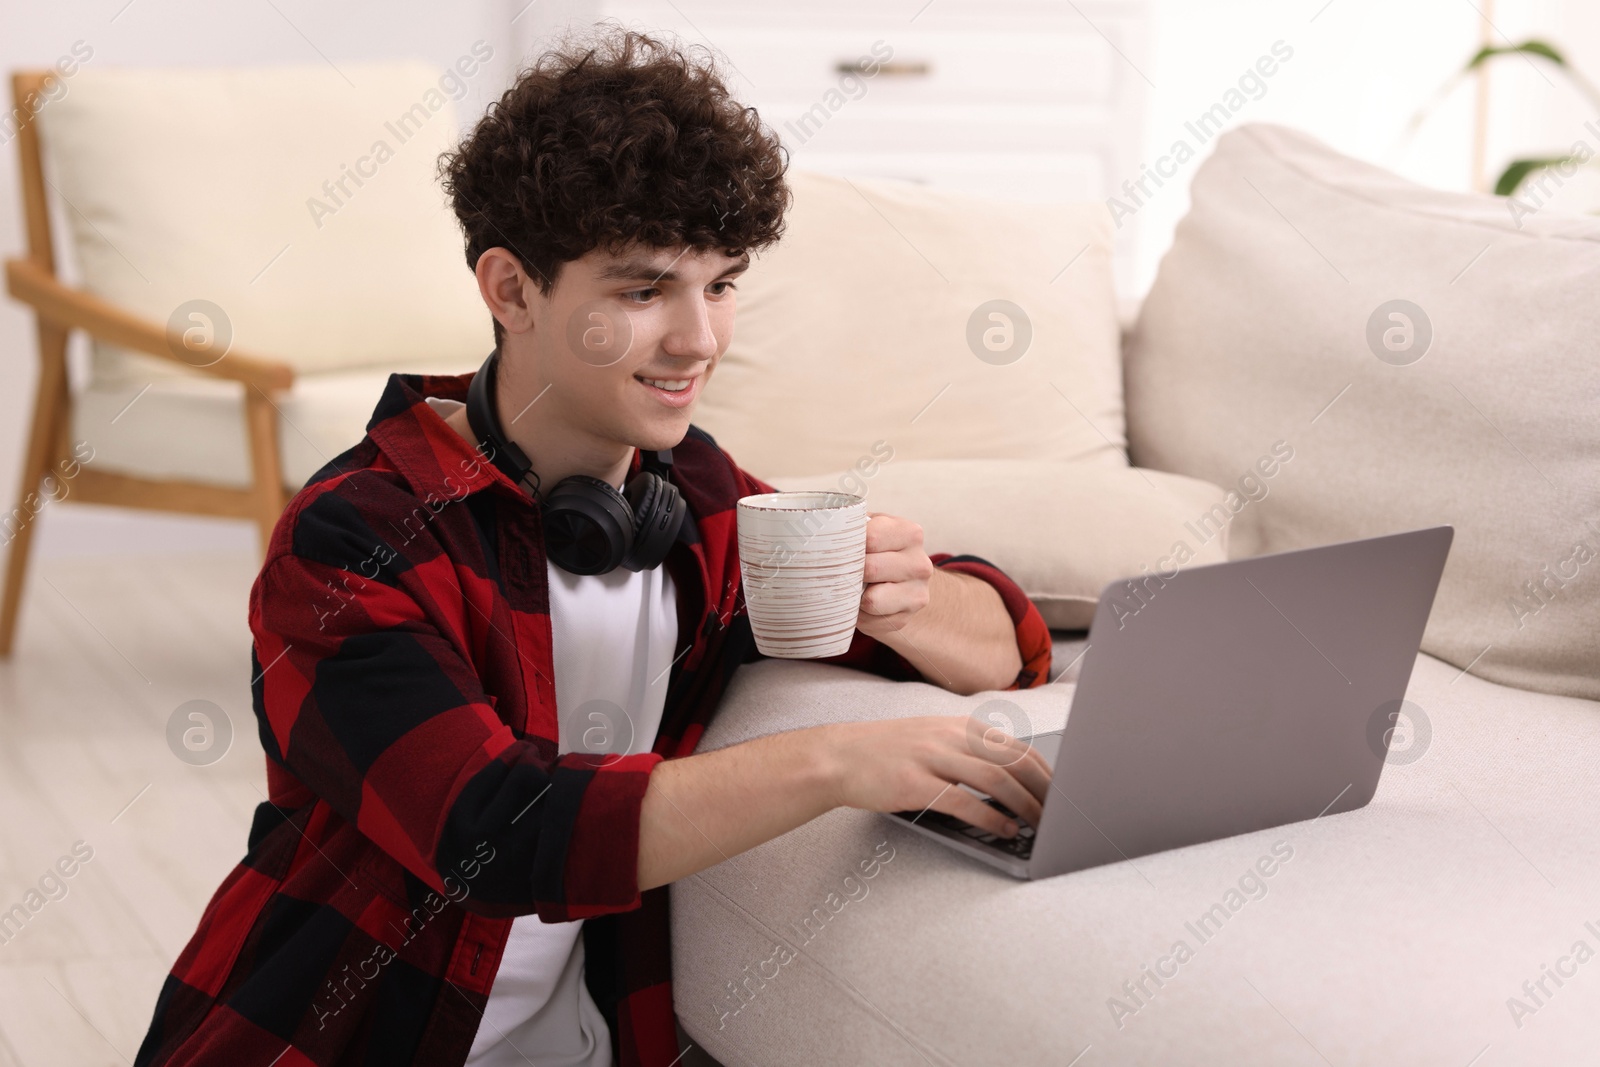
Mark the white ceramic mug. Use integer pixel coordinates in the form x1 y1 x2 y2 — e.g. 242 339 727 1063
736 491 867 658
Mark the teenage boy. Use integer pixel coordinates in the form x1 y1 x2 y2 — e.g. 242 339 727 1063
137 30 1053 1067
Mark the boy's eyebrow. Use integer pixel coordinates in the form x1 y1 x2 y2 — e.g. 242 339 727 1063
597 252 751 284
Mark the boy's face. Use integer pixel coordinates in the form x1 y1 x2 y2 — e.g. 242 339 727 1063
511 243 749 454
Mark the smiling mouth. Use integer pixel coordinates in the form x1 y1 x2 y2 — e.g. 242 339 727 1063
632 373 703 408
635 375 693 392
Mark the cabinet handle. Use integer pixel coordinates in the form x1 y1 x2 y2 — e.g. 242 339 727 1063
835 59 932 77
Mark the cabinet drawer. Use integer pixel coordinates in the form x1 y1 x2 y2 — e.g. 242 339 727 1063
681 28 1117 107
600 1 1139 106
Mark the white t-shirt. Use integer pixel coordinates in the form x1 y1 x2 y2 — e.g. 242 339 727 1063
424 398 679 1066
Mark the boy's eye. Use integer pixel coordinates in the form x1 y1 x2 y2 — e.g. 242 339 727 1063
623 288 658 303
708 280 737 296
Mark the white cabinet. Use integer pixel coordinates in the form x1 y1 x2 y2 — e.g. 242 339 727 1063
516 0 1149 291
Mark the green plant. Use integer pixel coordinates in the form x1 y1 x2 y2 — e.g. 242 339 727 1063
1409 38 1600 198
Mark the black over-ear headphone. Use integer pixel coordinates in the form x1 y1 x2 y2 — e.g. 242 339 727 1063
465 349 686 576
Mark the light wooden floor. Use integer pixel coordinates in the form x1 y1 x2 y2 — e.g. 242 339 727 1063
0 547 266 1066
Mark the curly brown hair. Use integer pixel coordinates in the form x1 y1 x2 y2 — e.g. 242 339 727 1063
439 29 790 344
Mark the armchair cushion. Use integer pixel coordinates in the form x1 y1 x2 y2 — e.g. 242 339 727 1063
38 62 489 385
72 356 478 490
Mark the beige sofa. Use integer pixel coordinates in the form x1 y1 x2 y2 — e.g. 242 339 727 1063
672 125 1600 1065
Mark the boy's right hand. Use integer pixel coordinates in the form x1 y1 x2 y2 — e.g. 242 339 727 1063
819 716 1052 838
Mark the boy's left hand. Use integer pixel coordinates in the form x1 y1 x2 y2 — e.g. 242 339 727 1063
855 512 936 640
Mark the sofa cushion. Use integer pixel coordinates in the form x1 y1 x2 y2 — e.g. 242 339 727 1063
1124 123 1600 701
694 170 1126 479
773 459 1231 629
39 62 490 384
671 633 1600 1065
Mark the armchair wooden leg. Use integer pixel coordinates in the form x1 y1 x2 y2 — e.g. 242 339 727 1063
244 387 286 561
0 321 70 656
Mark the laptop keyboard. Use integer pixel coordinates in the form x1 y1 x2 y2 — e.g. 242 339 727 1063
897 798 1036 860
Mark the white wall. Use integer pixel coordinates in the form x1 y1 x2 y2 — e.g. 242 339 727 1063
1 0 1593 557
1130 0 1600 294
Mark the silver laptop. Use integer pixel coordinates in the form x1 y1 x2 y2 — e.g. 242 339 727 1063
889 525 1454 879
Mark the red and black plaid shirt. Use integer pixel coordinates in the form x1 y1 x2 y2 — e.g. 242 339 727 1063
135 371 1053 1067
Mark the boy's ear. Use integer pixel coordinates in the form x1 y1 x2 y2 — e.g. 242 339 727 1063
475 248 540 337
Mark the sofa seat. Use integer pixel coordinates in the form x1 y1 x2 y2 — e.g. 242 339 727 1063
71 358 480 490
671 631 1600 1065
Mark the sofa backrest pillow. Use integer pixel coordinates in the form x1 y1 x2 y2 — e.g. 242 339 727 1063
1125 122 1600 700
695 169 1127 478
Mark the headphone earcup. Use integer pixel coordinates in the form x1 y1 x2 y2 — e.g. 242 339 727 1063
622 471 685 572
542 476 635 576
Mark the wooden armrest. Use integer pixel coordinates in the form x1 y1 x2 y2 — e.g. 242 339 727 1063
5 257 295 391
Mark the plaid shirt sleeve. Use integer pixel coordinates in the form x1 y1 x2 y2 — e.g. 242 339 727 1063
727 463 1053 690
251 497 659 923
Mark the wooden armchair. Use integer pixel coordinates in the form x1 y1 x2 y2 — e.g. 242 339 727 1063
2 71 294 655
1 62 490 655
